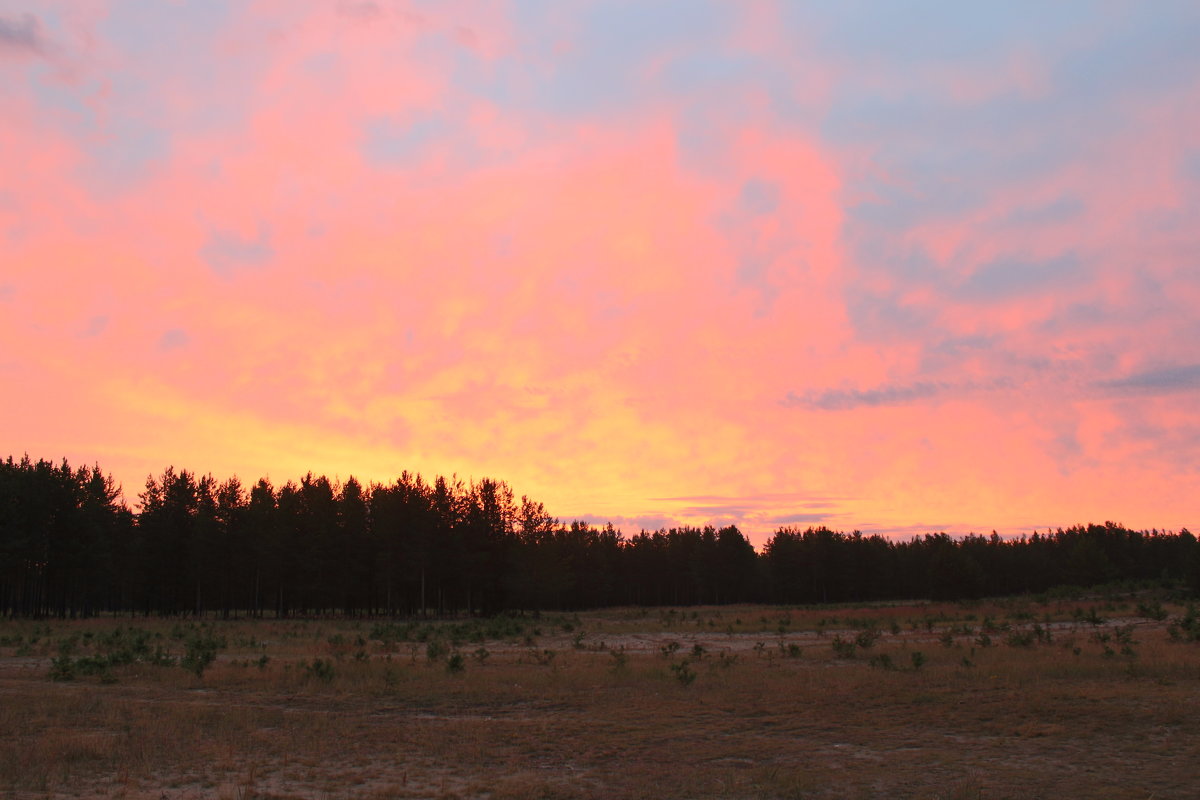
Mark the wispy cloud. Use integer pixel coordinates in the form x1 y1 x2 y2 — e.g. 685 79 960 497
1095 364 1200 395
200 227 274 277
954 253 1082 302
768 512 832 525
783 382 944 411
0 13 44 56
158 329 190 352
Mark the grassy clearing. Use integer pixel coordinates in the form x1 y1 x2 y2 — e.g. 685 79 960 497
1 595 1198 799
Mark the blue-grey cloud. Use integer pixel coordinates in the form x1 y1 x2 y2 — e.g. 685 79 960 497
768 513 830 525
361 113 449 166
995 196 1084 228
0 13 44 55
80 315 108 338
1036 301 1118 336
797 1 1095 67
200 226 273 276
678 504 753 518
569 513 673 533
506 0 735 116
955 253 1082 302
1186 151 1200 182
785 378 1014 411
1095 364 1200 395
650 493 846 507
739 179 780 217
785 381 944 411
158 329 190 351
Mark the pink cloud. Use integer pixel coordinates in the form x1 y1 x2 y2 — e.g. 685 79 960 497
2 2 1198 546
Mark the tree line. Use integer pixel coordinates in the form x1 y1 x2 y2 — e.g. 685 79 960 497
1 455 1196 618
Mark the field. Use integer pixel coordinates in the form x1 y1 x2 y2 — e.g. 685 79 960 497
2 594 1198 799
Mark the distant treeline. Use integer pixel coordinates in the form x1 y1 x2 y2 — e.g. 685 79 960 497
1 455 1196 618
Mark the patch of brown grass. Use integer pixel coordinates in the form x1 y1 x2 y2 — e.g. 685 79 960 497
1 598 1198 798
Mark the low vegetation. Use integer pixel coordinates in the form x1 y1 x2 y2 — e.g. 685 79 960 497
2 589 1198 798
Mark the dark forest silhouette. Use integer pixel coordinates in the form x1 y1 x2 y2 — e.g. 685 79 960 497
1 455 1196 618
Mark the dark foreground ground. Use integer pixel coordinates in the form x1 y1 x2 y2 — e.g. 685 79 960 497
1 598 1197 799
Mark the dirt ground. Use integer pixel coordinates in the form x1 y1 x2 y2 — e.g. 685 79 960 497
1 600 1197 799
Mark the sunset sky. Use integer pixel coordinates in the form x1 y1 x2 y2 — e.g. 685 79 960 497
3 1 1198 546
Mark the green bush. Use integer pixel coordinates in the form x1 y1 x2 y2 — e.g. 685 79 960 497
867 653 894 670
425 639 448 662
854 629 880 649
669 659 696 687
181 630 223 678
1136 600 1168 621
48 654 75 681
1006 630 1035 648
831 635 856 659
304 658 336 683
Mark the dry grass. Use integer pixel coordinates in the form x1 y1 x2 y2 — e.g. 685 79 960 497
1 596 1198 798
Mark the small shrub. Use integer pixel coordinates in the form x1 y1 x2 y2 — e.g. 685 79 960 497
831 635 856 659
670 659 696 687
446 652 465 674
661 641 681 658
854 629 880 649
75 654 113 677
690 643 706 659
426 639 448 662
910 651 926 670
1167 606 1200 642
1006 630 1035 648
1136 600 1168 621
181 631 223 678
609 648 628 673
472 646 490 664
304 658 336 683
49 655 75 682
867 653 894 670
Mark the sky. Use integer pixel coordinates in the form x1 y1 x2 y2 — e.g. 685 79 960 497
2 1 1198 546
